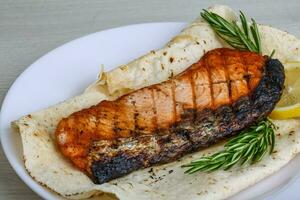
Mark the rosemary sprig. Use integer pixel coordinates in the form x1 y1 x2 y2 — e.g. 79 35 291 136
201 10 262 54
182 10 277 174
182 119 276 174
270 49 276 58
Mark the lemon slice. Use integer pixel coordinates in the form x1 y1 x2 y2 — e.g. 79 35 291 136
270 61 300 119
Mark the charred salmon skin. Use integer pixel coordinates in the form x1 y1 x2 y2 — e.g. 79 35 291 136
55 48 284 183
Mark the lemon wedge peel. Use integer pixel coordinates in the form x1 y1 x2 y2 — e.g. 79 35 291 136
270 61 300 119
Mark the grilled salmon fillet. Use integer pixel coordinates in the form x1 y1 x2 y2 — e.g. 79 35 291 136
55 48 284 183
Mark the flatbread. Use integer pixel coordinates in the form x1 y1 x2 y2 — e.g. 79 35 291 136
13 5 300 200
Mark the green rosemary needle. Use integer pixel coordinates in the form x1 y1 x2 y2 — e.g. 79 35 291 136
201 9 262 54
181 10 277 174
182 119 276 174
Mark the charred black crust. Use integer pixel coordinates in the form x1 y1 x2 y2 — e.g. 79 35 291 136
91 58 285 184
251 59 285 117
92 153 145 183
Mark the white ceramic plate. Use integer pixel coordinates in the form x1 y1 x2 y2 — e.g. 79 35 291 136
1 22 300 200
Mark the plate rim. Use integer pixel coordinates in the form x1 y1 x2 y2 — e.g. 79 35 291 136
0 21 299 200
0 22 185 200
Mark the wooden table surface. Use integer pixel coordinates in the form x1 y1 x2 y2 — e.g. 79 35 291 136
1 0 300 199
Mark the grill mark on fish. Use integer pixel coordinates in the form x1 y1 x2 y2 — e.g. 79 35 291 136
153 82 175 133
222 51 232 103
189 74 197 124
90 57 284 184
220 51 236 134
112 103 120 138
241 54 251 92
151 89 158 133
171 80 177 125
131 98 138 136
205 55 214 109
55 48 285 183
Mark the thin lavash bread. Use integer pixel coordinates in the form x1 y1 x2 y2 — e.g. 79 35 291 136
12 4 300 200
